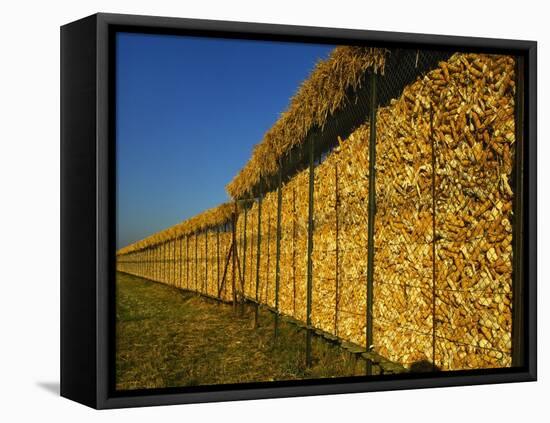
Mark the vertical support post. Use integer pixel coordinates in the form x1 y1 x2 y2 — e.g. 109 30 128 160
231 206 238 311
160 243 164 282
335 163 340 336
179 237 183 288
163 241 167 283
242 204 248 299
365 70 377 375
306 134 315 368
266 211 271 304
205 229 209 295
186 235 189 289
172 239 176 286
195 232 199 292
293 187 296 316
224 222 229 299
274 163 283 338
216 226 220 297
254 180 263 327
512 56 525 367
249 209 255 306
156 245 159 282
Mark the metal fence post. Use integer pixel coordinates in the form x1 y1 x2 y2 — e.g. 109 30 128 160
231 210 238 311
179 237 183 288
266 211 271 304
216 226 220 297
186 235 189 289
293 187 296 316
205 229 209 295
242 204 248 297
254 180 263 327
365 70 378 375
306 134 315 368
274 162 283 338
195 232 199 292
172 239 176 286
430 109 438 369
335 163 340 337
163 241 167 283
156 246 158 281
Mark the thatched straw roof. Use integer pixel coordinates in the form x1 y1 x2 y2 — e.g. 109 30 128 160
117 202 233 255
226 46 388 199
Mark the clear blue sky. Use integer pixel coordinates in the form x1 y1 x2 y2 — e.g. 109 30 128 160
116 32 335 249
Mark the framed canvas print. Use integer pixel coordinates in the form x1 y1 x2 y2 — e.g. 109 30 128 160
60 12 537 409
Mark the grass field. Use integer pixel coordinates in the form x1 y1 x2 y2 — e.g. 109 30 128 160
116 272 375 390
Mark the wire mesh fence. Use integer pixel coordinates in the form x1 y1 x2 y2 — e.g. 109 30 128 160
117 47 521 372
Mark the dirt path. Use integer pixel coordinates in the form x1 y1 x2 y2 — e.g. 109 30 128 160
116 272 367 390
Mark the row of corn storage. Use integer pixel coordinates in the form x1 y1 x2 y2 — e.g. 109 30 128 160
118 51 517 371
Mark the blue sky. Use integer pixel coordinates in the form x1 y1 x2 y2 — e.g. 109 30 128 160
116 32 335 249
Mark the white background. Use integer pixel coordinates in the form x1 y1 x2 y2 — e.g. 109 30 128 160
0 0 546 421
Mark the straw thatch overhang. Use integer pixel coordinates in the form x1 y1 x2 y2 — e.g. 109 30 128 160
225 46 389 200
117 202 233 255
226 47 453 200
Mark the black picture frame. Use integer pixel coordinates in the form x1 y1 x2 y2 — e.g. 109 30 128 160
60 12 537 409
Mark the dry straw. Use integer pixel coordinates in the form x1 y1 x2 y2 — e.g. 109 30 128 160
225 46 388 199
117 202 233 255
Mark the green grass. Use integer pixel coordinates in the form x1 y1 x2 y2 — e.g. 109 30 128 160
116 272 377 390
